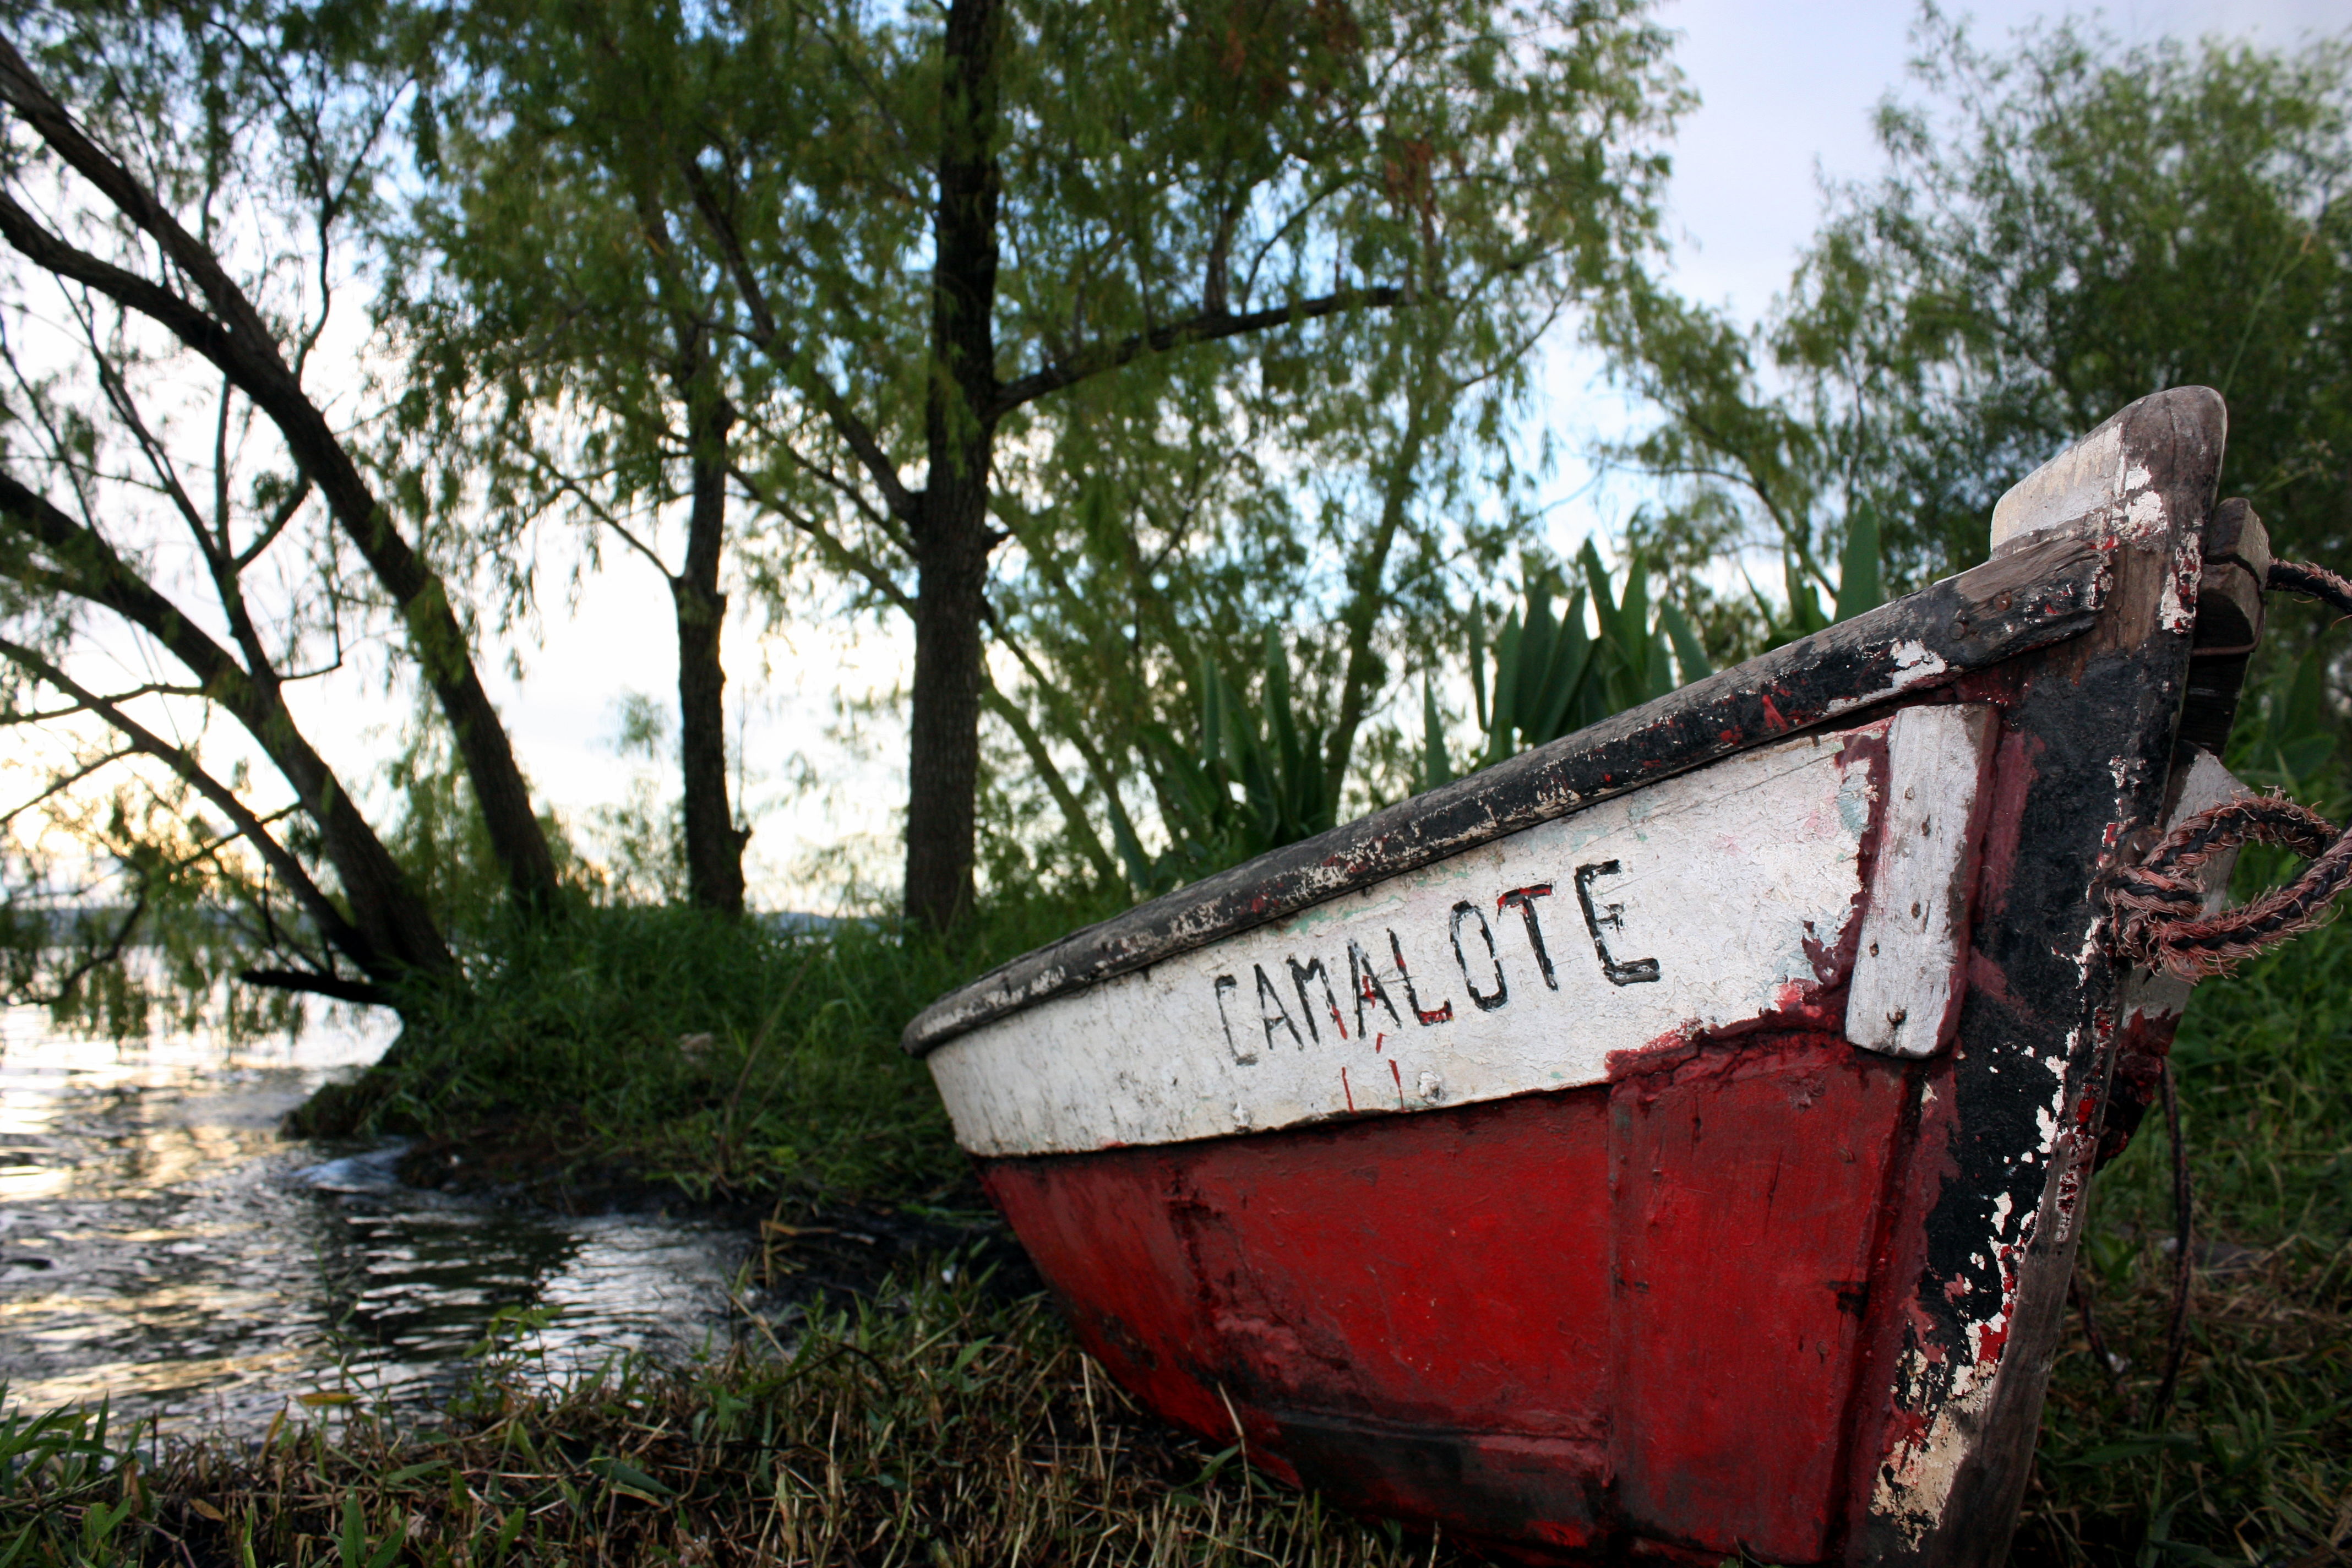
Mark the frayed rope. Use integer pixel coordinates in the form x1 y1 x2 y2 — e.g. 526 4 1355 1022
2108 559 2352 979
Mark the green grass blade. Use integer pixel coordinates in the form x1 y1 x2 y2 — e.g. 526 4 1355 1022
1658 600 1713 684
1834 510 1884 622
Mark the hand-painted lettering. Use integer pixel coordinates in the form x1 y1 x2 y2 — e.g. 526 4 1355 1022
1347 939 1403 1039
1255 963 1307 1050
1450 901 1508 1012
1213 974 1254 1063
1498 884 1559 989
1387 929 1455 1025
1287 955 1347 1041
1574 859 1661 986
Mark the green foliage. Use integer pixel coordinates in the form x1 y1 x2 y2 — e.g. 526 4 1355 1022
2226 650 2339 795
1607 15 2352 604
1733 510 1889 652
402 0 1686 907
1419 541 1713 787
0 775 308 1045
0 1398 154 1566
298 891 1119 1201
1116 632 1340 895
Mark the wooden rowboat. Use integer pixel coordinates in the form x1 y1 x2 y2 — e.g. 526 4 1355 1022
904 386 2270 1566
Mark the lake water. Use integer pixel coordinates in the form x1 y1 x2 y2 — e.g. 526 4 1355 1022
0 1004 747 1434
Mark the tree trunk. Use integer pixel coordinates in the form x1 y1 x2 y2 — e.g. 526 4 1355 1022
0 473 453 989
906 492 994 929
903 0 1005 933
1323 374 1440 797
674 391 746 914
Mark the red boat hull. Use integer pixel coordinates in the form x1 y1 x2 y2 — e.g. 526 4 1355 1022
983 1031 1931 1562
915 389 2255 1566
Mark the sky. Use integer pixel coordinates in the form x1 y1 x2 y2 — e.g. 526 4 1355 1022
1649 0 2343 326
1530 0 2351 541
60 0 2349 913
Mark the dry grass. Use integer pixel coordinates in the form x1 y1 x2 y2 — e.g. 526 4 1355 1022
1 1267 1474 1568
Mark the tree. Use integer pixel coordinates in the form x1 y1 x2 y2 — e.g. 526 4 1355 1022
395 97 757 913
1606 12 2352 616
432 0 1682 929
0 3 559 1010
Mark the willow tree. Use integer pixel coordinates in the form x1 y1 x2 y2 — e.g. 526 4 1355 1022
430 0 1681 929
394 85 756 914
0 5 559 1012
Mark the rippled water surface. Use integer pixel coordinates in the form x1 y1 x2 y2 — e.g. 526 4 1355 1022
0 1006 745 1433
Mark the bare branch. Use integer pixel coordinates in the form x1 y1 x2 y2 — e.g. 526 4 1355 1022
238 967 393 1006
4 681 205 722
678 162 915 522
232 473 314 568
515 447 674 577
0 745 139 828
0 32 279 349
0 35 560 907
0 633 377 973
992 285 1407 416
729 462 914 615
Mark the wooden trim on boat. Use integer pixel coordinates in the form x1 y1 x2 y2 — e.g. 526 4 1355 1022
928 712 2001 1158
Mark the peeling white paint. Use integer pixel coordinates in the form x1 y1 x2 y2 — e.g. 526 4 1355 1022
1821 645 1954 718
1988 413 2174 554
929 726 1898 1157
2159 533 2204 635
2123 488 2169 541
1872 1199 2036 1543
1990 421 2127 549
1848 706 1995 1058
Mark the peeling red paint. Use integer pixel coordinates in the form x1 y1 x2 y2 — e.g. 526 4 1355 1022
986 1035 1913 1564
1970 729 2041 922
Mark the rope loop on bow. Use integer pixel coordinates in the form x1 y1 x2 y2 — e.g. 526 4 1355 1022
2108 557 2352 979
2110 793 2349 978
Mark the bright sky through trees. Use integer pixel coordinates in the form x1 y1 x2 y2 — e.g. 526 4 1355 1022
221 0 2352 912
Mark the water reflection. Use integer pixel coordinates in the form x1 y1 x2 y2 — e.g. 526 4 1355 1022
0 1005 744 1433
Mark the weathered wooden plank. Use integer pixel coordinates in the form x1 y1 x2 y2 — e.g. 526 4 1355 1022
932 711 1993 1158
928 727 1882 1156
1848 705 1998 1059
1855 385 2222 1568
1610 1036 1914 1561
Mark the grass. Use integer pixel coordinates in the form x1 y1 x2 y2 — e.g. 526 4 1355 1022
0 1265 1473 1568
288 892 1123 1206
2015 854 2352 1568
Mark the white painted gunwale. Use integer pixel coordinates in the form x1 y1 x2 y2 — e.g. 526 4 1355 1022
927 711 1995 1158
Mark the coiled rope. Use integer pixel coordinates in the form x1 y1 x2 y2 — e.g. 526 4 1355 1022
2085 557 2352 1428
2108 558 2352 981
